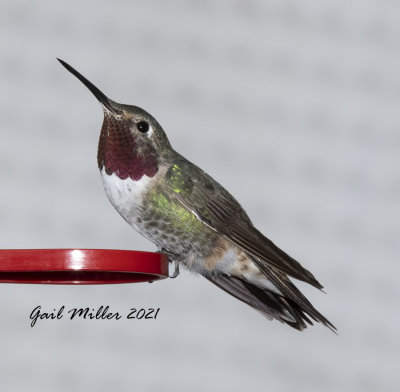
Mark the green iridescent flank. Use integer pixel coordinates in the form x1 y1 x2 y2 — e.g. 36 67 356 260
150 191 204 235
167 164 192 195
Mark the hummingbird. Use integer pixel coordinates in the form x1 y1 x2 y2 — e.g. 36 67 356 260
58 59 335 332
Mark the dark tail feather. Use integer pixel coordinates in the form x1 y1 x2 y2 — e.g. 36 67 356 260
205 273 336 332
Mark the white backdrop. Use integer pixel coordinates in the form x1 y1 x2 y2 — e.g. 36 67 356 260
0 1 399 391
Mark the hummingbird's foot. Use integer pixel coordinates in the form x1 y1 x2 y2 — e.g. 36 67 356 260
160 248 180 279
168 259 180 279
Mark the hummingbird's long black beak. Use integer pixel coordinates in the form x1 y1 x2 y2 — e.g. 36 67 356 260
57 58 119 114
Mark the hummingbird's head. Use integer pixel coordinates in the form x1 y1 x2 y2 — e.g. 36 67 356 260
58 59 171 181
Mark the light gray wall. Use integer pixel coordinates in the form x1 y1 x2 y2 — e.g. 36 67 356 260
0 1 399 391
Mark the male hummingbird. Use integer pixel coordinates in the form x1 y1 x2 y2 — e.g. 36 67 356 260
58 59 335 331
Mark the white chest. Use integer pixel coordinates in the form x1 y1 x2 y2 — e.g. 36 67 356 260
100 169 152 226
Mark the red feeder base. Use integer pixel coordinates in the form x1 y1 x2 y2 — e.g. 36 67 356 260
0 249 168 284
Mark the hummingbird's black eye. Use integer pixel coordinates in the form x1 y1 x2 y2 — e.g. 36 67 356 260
137 121 149 133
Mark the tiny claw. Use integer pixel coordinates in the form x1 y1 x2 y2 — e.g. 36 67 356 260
168 258 180 279
159 247 180 279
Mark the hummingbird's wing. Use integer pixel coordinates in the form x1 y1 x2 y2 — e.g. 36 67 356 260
166 156 323 290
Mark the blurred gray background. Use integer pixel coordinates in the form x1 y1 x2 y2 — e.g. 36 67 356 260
0 1 399 391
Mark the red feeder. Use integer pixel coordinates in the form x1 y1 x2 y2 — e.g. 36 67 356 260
0 249 168 284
